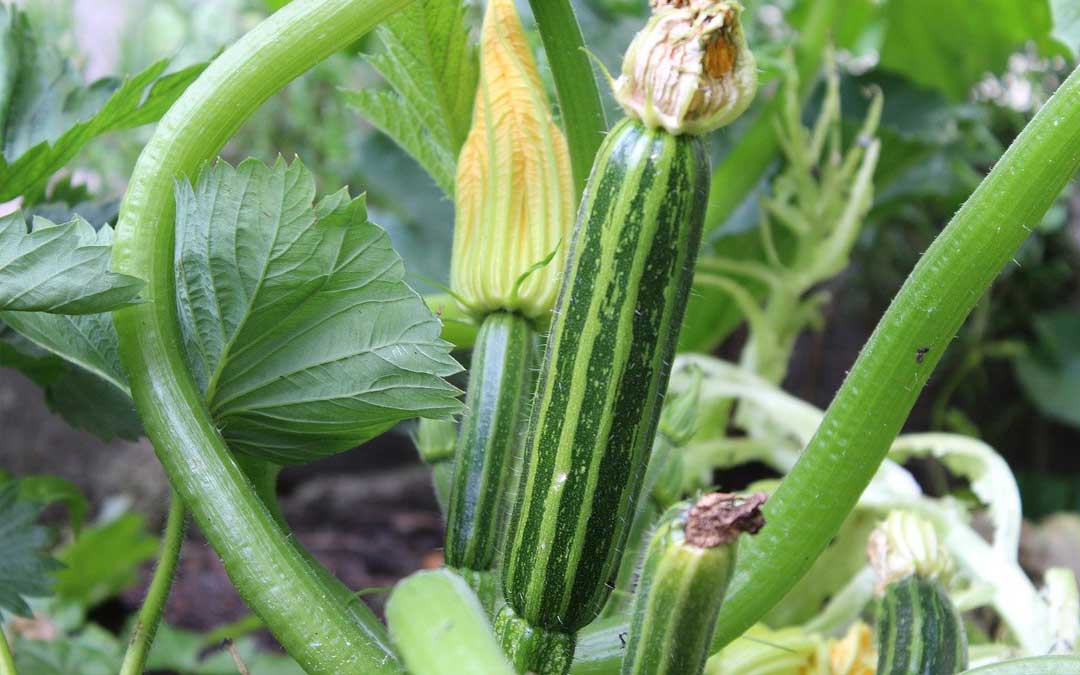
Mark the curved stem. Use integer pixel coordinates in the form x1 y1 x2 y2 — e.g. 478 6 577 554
109 0 410 672
120 490 186 675
527 0 608 200
0 625 15 675
710 64 1080 653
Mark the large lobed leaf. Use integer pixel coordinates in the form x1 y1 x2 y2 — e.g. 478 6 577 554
0 482 62 617
0 4 205 202
173 158 462 463
346 0 478 196
0 213 143 314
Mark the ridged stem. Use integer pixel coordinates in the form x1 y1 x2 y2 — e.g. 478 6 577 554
386 570 515 675
527 0 608 200
109 0 410 671
119 490 186 675
709 63 1080 651
445 311 536 610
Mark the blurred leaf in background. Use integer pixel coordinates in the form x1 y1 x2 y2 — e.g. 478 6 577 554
1014 312 1080 430
0 481 62 617
52 511 157 608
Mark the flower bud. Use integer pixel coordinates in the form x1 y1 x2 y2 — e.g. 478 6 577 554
451 0 574 321
614 1 757 136
868 511 954 593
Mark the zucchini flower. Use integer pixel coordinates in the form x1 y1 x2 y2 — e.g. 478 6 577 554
450 0 574 321
827 622 876 675
615 0 757 136
868 511 955 593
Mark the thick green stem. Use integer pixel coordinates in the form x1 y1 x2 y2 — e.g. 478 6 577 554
527 0 608 200
710 64 1080 651
109 0 410 672
120 491 186 675
387 570 515 675
0 625 15 675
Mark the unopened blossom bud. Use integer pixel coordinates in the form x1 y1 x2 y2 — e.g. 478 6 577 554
868 511 954 593
450 0 574 321
615 1 757 136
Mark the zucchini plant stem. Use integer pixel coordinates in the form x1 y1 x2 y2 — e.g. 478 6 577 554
710 63 1080 652
119 490 186 675
527 0 608 200
109 1 410 672
0 622 14 675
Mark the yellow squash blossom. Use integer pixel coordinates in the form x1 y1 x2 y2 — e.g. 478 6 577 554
451 0 574 321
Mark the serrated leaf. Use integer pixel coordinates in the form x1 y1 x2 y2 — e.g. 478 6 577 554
348 0 477 195
16 475 88 535
0 5 205 202
0 318 143 441
53 512 158 608
174 158 462 464
0 482 62 617
0 213 143 314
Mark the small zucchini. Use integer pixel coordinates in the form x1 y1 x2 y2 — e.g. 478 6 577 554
870 511 967 675
876 575 967 675
445 311 536 607
622 492 766 675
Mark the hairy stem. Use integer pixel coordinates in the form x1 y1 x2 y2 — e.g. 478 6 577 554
120 491 186 675
527 0 608 200
710 63 1080 652
109 0 410 672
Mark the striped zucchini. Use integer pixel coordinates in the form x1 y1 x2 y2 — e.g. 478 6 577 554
876 575 968 675
496 117 710 673
622 493 765 675
445 311 536 607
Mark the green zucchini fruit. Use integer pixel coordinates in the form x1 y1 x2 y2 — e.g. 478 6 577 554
876 575 968 675
622 492 765 675
445 311 536 606
413 418 457 513
497 116 710 672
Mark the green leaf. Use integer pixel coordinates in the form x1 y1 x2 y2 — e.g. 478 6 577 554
1051 0 1080 56
0 319 143 441
16 476 88 535
53 512 158 608
12 623 122 675
347 0 478 195
880 0 1053 100
1013 311 1080 429
174 158 463 464
0 482 62 617
146 623 304 675
0 5 205 202
0 213 143 314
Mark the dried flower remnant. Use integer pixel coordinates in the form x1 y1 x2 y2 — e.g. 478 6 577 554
615 1 757 135
685 491 767 548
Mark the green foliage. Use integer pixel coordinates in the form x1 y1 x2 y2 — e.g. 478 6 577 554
173 158 462 463
1013 311 1080 429
346 0 478 196
15 475 87 535
879 0 1052 100
53 513 158 608
1051 0 1080 56
0 213 142 314
0 482 62 617
0 4 204 202
13 623 124 675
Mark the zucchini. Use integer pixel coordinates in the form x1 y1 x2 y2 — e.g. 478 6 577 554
621 493 765 675
497 3 755 671
497 116 710 671
445 311 536 607
413 418 457 512
876 575 968 675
